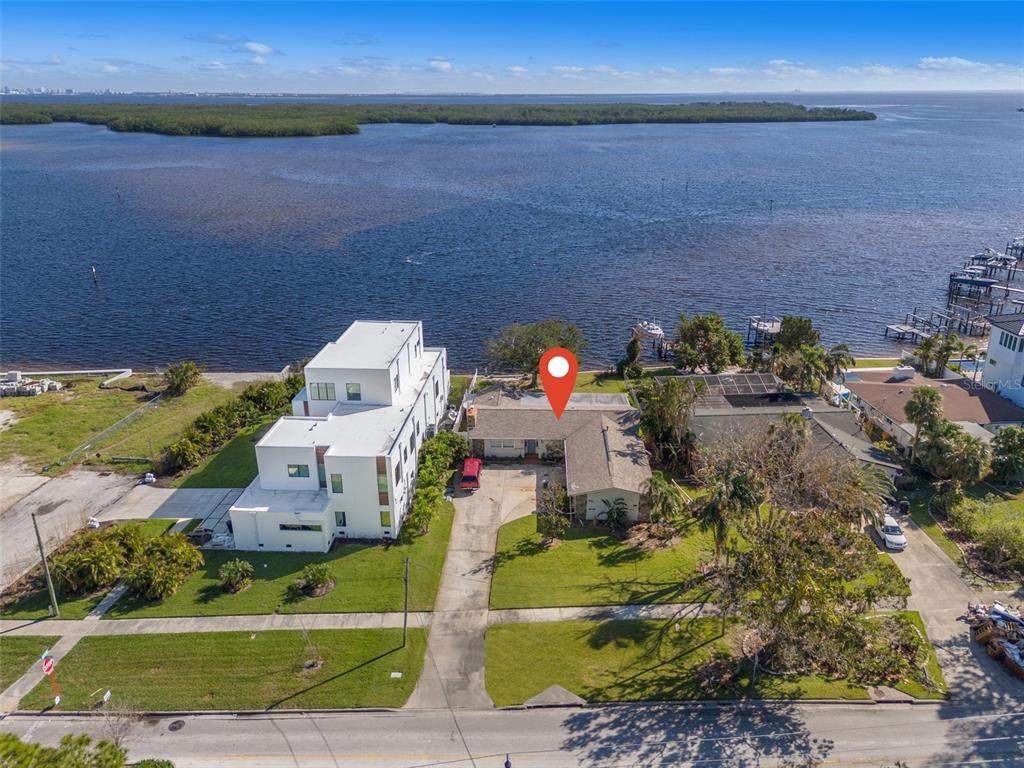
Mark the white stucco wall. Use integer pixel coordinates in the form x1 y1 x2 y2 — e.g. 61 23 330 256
981 332 1024 409
584 489 642 522
304 368 391 416
324 454 394 539
229 508 332 552
257 445 320 491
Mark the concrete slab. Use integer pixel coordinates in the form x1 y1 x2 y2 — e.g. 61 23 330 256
104 486 243 532
525 684 586 707
0 470 136 589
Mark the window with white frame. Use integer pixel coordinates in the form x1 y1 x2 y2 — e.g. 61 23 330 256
309 382 336 400
491 438 517 449
287 464 310 478
345 383 361 401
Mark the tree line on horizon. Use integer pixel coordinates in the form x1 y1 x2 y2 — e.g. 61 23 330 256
0 101 876 138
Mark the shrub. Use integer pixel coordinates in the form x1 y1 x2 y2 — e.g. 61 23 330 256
134 761 176 768
0 733 126 768
164 361 202 396
125 534 203 601
976 521 1024 574
218 558 254 592
167 438 202 472
301 562 332 589
615 360 644 380
601 497 630 530
536 482 569 542
50 524 145 594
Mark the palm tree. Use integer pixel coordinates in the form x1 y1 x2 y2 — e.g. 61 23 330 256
698 465 761 564
935 333 963 376
644 471 688 525
904 386 942 467
946 431 992 495
601 497 630 531
794 344 829 392
913 334 941 377
959 341 980 382
825 343 855 383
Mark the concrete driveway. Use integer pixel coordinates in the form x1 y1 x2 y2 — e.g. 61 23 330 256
407 463 552 710
0 470 136 589
110 484 243 534
889 505 1024 709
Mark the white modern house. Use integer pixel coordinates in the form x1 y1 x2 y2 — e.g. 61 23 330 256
229 321 450 552
982 312 1024 408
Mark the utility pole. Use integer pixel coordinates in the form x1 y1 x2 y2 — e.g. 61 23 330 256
32 513 59 618
403 557 410 647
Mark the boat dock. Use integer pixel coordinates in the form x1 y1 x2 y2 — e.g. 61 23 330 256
747 315 781 346
884 235 1023 342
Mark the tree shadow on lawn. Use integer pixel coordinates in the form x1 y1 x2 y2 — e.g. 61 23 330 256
584 572 715 606
560 700 833 767
263 644 404 711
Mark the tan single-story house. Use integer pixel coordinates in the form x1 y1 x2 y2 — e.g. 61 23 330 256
465 389 652 521
845 368 1024 453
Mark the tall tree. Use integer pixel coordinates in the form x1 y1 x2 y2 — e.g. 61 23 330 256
792 344 829 391
484 319 587 387
637 378 699 472
903 386 943 467
775 316 820 353
935 333 964 376
644 471 689 525
825 343 856 383
697 464 762 564
912 334 942 378
991 425 1024 483
674 313 745 374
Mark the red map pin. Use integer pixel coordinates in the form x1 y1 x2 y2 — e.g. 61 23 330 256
539 347 578 420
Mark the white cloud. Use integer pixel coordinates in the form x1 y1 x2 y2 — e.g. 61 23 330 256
507 65 529 76
197 60 227 71
762 58 819 78
918 56 991 72
428 57 452 72
250 55 267 65
1 55 62 66
101 63 119 73
837 64 899 76
708 66 749 76
552 65 585 74
242 41 275 55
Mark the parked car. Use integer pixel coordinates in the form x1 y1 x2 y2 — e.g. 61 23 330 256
876 514 907 551
460 458 482 491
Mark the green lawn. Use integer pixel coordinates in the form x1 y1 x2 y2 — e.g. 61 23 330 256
904 493 964 567
107 503 454 618
449 374 471 407
489 515 716 609
0 518 178 621
0 375 160 470
19 629 427 711
573 368 676 393
888 611 948 699
485 615 944 707
173 417 276 488
852 358 901 369
0 636 58 691
85 381 241 474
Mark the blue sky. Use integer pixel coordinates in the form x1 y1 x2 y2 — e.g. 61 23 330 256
2 2 1021 93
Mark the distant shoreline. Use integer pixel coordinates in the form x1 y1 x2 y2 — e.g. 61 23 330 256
0 101 876 139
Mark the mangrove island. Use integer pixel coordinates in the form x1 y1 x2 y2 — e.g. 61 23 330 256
0 101 877 138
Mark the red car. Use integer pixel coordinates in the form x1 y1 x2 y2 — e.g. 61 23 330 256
460 458 482 491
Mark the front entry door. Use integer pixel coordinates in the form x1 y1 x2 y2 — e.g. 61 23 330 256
525 439 538 456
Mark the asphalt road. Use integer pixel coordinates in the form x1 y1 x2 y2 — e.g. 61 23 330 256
3 702 1024 767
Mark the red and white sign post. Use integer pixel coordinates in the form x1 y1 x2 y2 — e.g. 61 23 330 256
40 652 60 707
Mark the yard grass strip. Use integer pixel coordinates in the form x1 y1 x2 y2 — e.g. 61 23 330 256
0 635 59 692
0 375 160 471
173 416 276 488
485 616 944 707
489 515 716 609
106 503 454 618
19 628 427 710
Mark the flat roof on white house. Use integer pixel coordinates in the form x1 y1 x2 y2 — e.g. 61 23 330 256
260 348 443 457
305 320 421 371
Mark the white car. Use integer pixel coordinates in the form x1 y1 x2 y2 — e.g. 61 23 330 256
876 514 907 551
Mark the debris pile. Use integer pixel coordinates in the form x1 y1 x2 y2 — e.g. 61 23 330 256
0 374 62 397
968 602 1024 679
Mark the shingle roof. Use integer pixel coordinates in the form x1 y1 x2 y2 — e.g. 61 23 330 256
467 390 651 496
987 312 1024 337
846 370 1024 425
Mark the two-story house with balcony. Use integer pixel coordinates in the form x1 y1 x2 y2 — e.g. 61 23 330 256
982 312 1024 409
228 321 449 552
